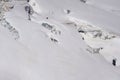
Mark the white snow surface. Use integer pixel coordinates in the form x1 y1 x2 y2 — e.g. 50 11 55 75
1 0 120 80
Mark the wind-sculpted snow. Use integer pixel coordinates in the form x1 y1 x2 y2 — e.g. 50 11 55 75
64 17 120 66
1 0 120 80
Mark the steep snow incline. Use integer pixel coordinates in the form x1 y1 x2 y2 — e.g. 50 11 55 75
26 0 120 66
26 0 120 65
31 0 120 34
1 23 120 80
87 0 120 16
1 0 120 80
64 17 120 66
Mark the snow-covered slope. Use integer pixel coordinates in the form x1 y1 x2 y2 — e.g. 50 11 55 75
1 0 120 80
87 0 120 16
1 21 120 80
29 0 120 34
